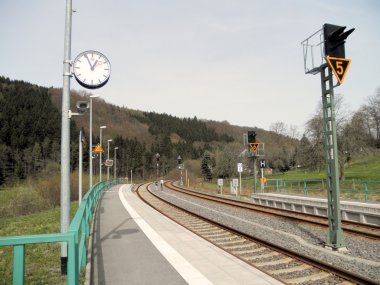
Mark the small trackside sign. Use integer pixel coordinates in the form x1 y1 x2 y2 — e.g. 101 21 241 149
326 56 351 85
93 144 104 153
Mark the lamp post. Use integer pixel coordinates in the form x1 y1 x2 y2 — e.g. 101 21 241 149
99 126 106 182
60 0 72 273
78 130 85 205
114 147 119 180
89 95 99 189
107 139 112 180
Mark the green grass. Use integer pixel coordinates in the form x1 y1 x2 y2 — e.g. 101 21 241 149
0 202 79 285
193 151 380 201
269 151 380 181
344 152 380 180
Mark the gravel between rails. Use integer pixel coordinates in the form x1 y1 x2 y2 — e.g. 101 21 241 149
151 187 380 284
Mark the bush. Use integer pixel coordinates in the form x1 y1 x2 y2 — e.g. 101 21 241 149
0 170 91 218
35 175 61 207
0 187 50 218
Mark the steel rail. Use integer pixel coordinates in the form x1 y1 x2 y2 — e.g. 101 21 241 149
137 182 377 285
165 181 380 240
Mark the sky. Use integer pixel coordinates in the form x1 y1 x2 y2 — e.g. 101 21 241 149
1 0 379 134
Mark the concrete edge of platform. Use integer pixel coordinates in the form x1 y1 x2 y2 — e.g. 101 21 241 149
118 184 213 285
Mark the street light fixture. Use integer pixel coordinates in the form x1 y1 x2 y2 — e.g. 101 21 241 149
89 94 100 189
99 126 106 182
107 139 113 180
114 147 119 180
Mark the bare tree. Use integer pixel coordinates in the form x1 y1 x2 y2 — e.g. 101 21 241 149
270 121 287 136
288 124 301 139
304 94 354 179
214 143 243 178
364 89 380 146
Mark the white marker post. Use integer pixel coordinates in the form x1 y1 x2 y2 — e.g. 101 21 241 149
237 163 243 197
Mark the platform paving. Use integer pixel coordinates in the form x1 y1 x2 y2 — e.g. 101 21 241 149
88 184 283 285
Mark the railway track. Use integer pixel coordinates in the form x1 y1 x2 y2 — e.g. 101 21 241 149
164 181 380 240
136 183 377 285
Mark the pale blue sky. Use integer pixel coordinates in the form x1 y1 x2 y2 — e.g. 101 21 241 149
1 1 379 133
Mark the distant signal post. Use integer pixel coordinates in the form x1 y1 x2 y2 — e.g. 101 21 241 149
246 131 265 194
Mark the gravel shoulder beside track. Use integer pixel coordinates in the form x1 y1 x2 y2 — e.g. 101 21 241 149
151 187 380 283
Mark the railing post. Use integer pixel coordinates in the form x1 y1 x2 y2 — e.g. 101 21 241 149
80 222 87 268
85 202 90 239
67 233 79 285
13 245 25 285
304 180 308 196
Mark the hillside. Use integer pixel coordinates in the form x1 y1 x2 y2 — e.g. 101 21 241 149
49 87 301 178
0 76 299 184
49 88 299 160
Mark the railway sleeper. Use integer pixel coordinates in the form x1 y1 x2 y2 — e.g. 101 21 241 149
223 242 258 251
194 227 224 233
229 246 267 254
208 235 240 243
246 251 281 261
266 263 312 275
283 271 331 284
216 238 247 247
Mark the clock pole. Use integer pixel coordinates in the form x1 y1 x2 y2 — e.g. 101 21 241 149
60 0 72 275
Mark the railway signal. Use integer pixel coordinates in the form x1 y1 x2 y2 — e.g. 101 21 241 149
246 131 265 195
247 131 257 143
323 24 355 58
323 24 355 85
301 23 355 250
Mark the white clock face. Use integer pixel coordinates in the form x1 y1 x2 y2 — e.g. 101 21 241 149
73 50 111 89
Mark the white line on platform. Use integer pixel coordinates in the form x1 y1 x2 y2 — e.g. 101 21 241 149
118 184 213 285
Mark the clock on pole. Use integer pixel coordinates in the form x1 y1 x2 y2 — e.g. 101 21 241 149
73 50 111 89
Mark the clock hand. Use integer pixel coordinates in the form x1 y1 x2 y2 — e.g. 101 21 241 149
84 54 93 70
91 60 98 71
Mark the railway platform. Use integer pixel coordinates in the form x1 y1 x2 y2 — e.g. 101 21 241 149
87 184 283 285
251 192 380 226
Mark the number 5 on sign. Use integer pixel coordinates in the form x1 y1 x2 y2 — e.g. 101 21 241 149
326 56 351 85
336 61 343 75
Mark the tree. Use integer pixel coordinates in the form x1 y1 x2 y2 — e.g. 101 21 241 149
270 121 287 136
288 124 300 139
201 151 213 181
214 143 243 178
0 144 12 184
296 135 313 169
305 112 325 172
32 142 42 173
363 89 380 147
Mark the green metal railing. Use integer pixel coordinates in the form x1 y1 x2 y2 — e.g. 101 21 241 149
0 179 119 285
264 179 380 201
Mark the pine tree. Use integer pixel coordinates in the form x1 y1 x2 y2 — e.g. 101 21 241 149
201 151 213 181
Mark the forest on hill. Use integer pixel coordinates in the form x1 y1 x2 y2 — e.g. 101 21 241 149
0 76 299 185
1 76 379 186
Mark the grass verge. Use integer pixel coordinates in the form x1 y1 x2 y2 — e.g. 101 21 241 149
0 202 80 285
